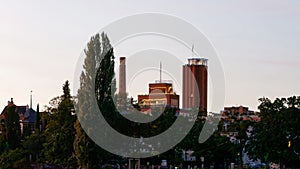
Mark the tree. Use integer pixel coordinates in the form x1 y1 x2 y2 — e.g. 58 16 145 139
0 148 30 169
35 104 41 131
42 80 76 167
3 103 20 149
247 96 300 168
235 119 253 167
74 33 100 169
218 110 253 167
21 105 44 164
74 32 116 168
23 129 44 163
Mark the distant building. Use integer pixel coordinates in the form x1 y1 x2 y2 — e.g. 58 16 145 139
219 106 261 165
224 106 254 115
0 98 46 138
137 62 179 113
0 98 19 139
182 58 208 112
221 105 260 122
219 105 260 140
138 82 179 112
0 98 21 148
19 105 37 136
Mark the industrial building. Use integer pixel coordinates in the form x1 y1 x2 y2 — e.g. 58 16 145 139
182 58 208 112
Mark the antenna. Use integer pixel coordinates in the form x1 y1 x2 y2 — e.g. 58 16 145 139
160 62 162 83
192 44 196 57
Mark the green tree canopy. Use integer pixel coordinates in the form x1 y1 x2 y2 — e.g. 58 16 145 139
74 32 116 168
42 80 76 167
247 96 300 167
2 103 20 149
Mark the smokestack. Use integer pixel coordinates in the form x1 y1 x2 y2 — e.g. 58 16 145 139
119 57 126 95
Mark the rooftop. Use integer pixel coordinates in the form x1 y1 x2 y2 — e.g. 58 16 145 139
187 58 208 66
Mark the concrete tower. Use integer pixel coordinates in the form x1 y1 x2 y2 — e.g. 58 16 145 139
182 58 208 111
119 57 126 94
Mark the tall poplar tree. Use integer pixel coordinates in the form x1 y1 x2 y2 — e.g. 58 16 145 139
35 104 40 131
74 32 116 168
74 33 100 169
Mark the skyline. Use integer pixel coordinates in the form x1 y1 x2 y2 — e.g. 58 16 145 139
1 1 300 111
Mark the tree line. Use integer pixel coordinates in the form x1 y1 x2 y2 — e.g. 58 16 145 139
0 32 299 169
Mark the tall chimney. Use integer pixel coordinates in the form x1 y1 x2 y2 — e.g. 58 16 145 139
119 57 126 95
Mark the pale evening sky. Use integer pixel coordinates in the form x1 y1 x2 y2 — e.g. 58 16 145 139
1 0 300 112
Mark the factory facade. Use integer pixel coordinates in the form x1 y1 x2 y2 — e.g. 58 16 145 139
118 56 208 113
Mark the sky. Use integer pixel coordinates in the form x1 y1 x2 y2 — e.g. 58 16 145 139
1 0 300 112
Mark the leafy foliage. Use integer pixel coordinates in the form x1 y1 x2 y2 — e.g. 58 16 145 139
3 103 20 149
42 80 76 166
23 129 44 162
0 148 30 169
74 32 115 168
247 96 300 166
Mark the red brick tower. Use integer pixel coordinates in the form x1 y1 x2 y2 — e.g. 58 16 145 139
182 58 208 111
